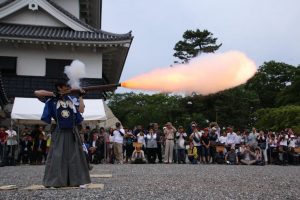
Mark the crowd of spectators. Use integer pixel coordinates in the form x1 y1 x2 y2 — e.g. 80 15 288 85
0 122 299 167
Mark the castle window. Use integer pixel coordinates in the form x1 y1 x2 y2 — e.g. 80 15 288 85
0 56 17 75
46 59 72 78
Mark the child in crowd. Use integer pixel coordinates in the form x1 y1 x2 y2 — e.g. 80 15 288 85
131 143 146 164
187 142 198 164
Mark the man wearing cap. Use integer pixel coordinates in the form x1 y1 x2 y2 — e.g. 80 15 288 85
164 122 176 163
209 127 218 164
175 126 187 164
189 123 202 162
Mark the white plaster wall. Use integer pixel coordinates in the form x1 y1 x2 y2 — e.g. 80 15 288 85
2 8 66 27
52 0 80 18
0 45 102 78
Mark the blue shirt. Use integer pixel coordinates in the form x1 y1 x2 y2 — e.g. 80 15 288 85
41 96 83 129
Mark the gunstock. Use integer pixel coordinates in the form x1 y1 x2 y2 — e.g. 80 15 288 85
70 83 121 94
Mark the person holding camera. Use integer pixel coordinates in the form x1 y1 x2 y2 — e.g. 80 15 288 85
113 122 125 164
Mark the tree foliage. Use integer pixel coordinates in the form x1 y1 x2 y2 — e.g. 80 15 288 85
107 86 260 130
254 105 300 134
246 61 298 108
173 29 222 63
275 66 300 106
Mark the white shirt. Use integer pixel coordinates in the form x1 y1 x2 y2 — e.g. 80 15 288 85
289 139 296 148
113 129 125 144
137 133 146 146
279 139 288 146
226 132 237 145
6 130 17 146
235 135 242 144
109 135 114 143
92 140 96 147
176 132 187 149
219 136 227 144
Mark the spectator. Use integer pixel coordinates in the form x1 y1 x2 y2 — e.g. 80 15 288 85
187 142 198 164
84 126 91 142
175 126 187 164
267 133 278 164
133 125 143 137
113 122 125 164
146 127 158 164
218 131 227 145
201 128 211 164
254 147 264 165
240 145 256 165
88 132 102 164
247 128 257 147
125 130 135 163
235 130 242 146
108 127 115 163
257 130 267 163
209 127 218 164
252 127 259 137
288 134 297 148
19 134 33 164
137 131 146 151
30 125 40 142
153 123 163 163
278 132 289 165
225 146 238 165
226 127 237 149
237 144 246 163
32 132 46 165
5 126 18 166
189 123 202 162
131 143 146 164
164 122 176 164
0 126 7 166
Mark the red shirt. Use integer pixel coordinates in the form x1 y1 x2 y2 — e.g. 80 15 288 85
0 131 7 143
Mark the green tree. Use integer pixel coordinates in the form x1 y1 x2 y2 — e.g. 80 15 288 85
254 105 300 134
275 66 300 106
246 61 297 108
173 29 222 63
191 86 260 129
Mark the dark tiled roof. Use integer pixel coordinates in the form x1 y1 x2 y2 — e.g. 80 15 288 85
0 0 132 39
0 23 132 41
0 0 97 32
0 0 14 8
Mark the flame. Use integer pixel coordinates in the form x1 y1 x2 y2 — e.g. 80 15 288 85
121 51 257 95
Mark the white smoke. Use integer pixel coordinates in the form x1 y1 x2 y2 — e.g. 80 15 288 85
64 60 86 88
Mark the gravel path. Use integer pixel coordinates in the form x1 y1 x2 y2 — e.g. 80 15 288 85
0 164 299 200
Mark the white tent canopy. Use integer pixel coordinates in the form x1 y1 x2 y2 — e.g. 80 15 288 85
11 97 107 124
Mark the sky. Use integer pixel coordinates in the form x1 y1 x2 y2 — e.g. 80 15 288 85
102 0 300 93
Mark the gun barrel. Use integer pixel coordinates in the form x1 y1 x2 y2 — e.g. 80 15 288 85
70 83 121 93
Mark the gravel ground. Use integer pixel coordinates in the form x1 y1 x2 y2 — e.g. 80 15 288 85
0 164 299 200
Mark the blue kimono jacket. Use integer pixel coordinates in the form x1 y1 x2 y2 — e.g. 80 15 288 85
41 96 83 129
